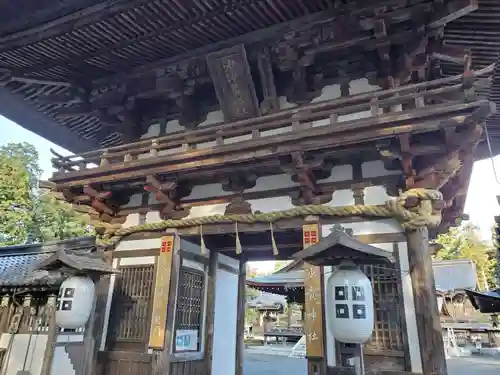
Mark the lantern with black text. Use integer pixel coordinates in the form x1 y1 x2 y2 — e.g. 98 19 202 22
56 276 95 329
326 262 374 344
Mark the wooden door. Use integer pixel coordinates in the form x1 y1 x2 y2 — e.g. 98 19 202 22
98 265 155 375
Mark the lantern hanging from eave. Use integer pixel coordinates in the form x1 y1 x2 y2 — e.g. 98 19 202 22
326 262 374 344
56 276 95 329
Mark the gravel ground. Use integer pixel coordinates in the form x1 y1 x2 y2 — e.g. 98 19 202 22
244 352 499 375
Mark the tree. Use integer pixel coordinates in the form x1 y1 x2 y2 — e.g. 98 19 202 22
0 142 92 245
433 224 498 289
0 150 33 244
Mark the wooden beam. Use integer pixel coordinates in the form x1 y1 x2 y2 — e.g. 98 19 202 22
39 295 58 375
431 43 470 64
204 251 218 374
429 0 478 29
0 0 156 50
50 100 492 187
406 227 447 375
0 86 99 153
302 221 325 375
94 10 339 85
256 47 279 114
235 259 246 375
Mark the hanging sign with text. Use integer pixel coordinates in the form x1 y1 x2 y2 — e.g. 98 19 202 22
148 235 175 349
302 223 325 358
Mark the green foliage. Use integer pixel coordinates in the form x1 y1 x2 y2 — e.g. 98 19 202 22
0 142 92 246
433 224 498 289
32 194 92 241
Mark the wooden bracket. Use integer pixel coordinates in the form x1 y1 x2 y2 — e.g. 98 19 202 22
144 175 188 219
83 185 114 219
280 153 325 205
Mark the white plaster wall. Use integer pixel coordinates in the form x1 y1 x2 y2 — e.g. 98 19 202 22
0 333 47 375
141 110 225 139
115 238 161 251
119 256 155 266
50 346 74 375
211 262 239 375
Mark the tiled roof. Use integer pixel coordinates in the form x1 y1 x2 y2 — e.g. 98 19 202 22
0 237 95 288
432 259 477 293
248 259 478 294
36 249 116 274
247 292 287 309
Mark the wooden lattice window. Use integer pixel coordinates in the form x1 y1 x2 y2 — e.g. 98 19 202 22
107 265 154 348
362 264 405 353
173 267 205 353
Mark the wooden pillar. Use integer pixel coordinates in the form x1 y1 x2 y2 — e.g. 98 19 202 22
303 219 326 375
40 294 58 375
150 233 178 375
407 227 447 375
82 276 100 375
204 250 218 374
235 258 247 375
287 302 292 328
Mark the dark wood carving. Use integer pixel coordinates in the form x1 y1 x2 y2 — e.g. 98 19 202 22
256 47 279 114
280 153 328 205
144 175 189 220
206 44 260 121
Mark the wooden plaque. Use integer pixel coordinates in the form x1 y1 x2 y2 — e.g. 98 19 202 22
206 44 260 121
302 223 325 358
148 235 175 349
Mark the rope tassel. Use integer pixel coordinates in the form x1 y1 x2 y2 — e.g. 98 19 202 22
270 222 279 255
200 225 207 255
235 222 242 254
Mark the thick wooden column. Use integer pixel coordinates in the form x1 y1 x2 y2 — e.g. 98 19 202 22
150 234 178 375
204 250 219 374
235 258 247 375
407 227 447 375
287 302 292 328
303 220 326 375
40 294 58 375
82 277 99 375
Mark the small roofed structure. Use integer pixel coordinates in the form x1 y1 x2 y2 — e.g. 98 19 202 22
247 270 304 304
465 289 500 314
0 236 97 292
35 248 116 276
292 227 395 266
246 292 287 311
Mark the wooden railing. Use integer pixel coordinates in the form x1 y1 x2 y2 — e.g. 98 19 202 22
51 64 494 176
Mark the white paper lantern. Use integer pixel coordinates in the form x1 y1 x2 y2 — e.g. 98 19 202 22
56 276 95 329
326 264 374 344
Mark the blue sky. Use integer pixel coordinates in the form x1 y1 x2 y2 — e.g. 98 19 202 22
0 114 498 263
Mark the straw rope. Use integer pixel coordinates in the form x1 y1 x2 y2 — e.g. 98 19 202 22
94 188 444 248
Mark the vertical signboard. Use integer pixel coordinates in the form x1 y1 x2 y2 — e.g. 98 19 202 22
149 235 175 349
302 223 325 358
